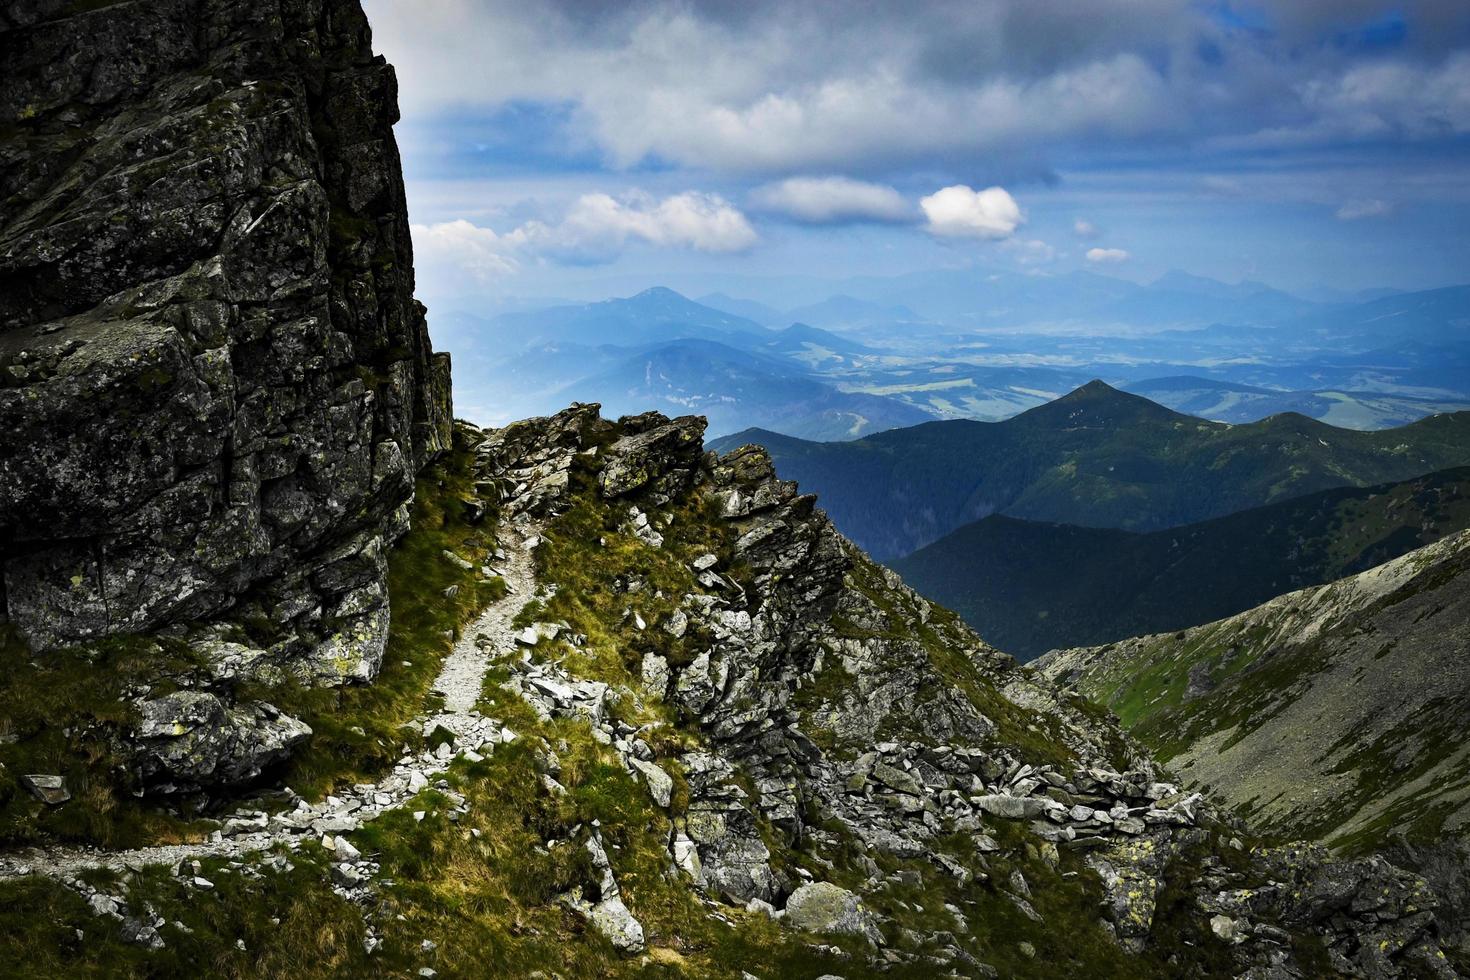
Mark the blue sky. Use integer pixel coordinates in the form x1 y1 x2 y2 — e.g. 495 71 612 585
362 0 1470 311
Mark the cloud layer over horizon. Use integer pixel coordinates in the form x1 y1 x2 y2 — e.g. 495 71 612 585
364 0 1470 300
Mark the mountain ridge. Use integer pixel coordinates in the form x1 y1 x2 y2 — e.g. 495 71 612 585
1036 528 1470 853
893 465 1470 658
2 1 1468 976
713 382 1470 560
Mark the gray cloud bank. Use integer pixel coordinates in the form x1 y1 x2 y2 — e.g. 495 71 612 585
365 0 1470 175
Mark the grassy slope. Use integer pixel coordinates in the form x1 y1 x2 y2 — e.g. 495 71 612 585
0 420 1326 977
1040 532 1470 852
711 381 1470 560
0 428 503 847
893 466 1470 659
496 430 1278 977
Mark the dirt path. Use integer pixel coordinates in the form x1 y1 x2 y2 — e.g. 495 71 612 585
0 521 542 886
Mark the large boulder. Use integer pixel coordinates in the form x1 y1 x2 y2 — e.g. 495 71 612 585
783 881 884 947
130 691 311 792
598 415 707 500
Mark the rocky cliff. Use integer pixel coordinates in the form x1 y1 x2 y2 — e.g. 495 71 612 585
0 0 451 693
3 401 1462 976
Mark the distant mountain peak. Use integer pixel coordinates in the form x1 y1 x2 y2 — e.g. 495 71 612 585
1054 379 1144 405
1016 379 1189 427
1071 378 1119 397
631 285 684 300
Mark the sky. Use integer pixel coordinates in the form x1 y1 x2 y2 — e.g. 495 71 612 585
361 0 1470 312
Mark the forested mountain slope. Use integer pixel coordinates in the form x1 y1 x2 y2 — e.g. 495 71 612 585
713 381 1470 560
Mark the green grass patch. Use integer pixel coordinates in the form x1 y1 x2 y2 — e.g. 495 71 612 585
253 431 505 799
0 430 501 846
0 630 219 848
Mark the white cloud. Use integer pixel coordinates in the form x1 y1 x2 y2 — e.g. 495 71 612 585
410 190 756 280
1336 198 1392 220
1304 52 1470 140
554 191 757 255
364 2 1470 177
410 218 523 282
750 176 910 223
920 185 1023 240
1073 219 1101 239
1086 247 1130 263
363 4 1180 174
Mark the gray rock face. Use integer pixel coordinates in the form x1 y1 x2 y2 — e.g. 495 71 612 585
18 773 70 805
0 0 451 687
562 830 646 955
598 414 707 501
784 881 883 946
131 691 311 792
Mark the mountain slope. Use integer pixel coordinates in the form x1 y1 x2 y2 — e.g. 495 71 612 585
1037 530 1470 852
565 338 932 440
1102 271 1318 326
712 380 1470 560
893 467 1470 659
488 287 773 350
694 292 785 325
12 399 1463 977
4 0 1469 975
762 322 877 365
1291 284 1470 349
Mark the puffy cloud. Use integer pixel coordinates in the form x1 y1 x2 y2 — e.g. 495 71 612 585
410 218 523 282
1303 52 1470 140
410 190 756 279
1073 219 1101 239
1086 247 1130 263
920 185 1023 239
553 191 757 256
750 176 911 223
1336 198 1393 220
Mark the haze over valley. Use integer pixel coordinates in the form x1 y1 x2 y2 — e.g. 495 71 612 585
433 276 1470 440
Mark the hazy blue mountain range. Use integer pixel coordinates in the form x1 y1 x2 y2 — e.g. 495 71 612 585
711 381 1470 560
559 338 932 441
893 467 1470 659
435 288 931 438
1288 284 1470 349
487 286 771 350
1121 377 1470 429
433 277 1470 439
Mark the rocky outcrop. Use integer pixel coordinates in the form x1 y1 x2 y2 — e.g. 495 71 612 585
472 403 1467 978
130 691 311 793
783 881 883 946
0 0 450 697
